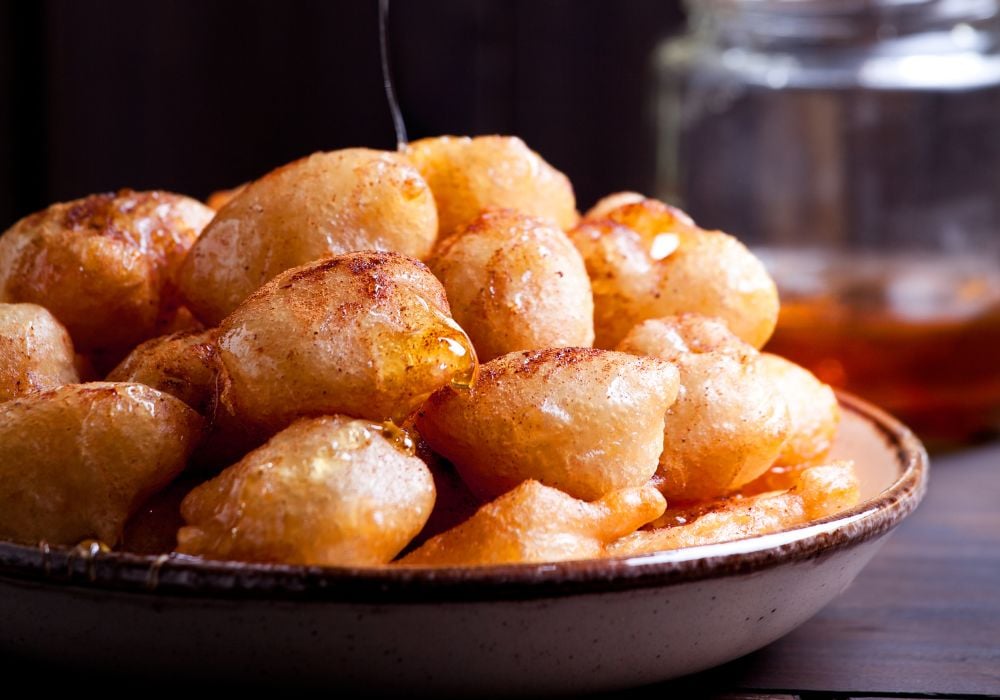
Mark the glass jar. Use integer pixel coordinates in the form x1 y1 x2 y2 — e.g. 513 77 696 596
655 0 1000 445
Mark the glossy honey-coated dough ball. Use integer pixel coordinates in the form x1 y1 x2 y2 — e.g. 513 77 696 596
405 135 578 236
758 353 840 467
570 196 779 349
177 416 436 566
106 329 221 416
401 480 665 567
416 347 679 502
218 251 477 434
0 382 204 546
430 209 594 361
179 149 438 325
0 190 214 354
607 461 859 556
617 315 789 501
0 302 79 401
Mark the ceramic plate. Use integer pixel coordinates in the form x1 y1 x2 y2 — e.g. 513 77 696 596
0 392 927 695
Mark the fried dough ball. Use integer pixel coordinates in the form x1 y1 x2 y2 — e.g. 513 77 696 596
617 315 789 501
607 461 859 556
179 149 438 325
218 251 477 434
758 353 840 466
416 347 679 501
205 183 247 211
405 135 577 236
106 329 221 416
401 480 665 567
570 196 779 349
177 416 436 566
584 191 645 220
0 382 204 546
0 303 79 400
429 209 594 361
0 190 214 354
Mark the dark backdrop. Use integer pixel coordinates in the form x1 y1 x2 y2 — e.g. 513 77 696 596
0 0 685 227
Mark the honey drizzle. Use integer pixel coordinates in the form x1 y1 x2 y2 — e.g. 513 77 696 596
379 0 408 150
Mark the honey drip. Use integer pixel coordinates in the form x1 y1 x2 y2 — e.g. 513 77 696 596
69 539 111 582
146 553 172 591
379 0 408 150
376 420 417 456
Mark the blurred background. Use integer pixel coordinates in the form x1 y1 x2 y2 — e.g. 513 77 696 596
0 0 684 226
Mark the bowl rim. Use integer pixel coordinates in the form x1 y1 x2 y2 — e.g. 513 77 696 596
0 391 928 603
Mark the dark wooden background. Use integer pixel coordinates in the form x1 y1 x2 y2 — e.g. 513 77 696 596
0 0 685 228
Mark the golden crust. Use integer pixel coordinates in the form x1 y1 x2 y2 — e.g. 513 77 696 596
177 415 435 566
416 347 679 502
0 382 204 545
0 302 79 400
179 149 438 325
405 135 578 237
401 480 665 567
570 196 778 349
0 190 213 353
217 251 477 435
430 208 594 361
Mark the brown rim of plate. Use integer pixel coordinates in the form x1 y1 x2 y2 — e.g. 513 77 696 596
0 391 928 604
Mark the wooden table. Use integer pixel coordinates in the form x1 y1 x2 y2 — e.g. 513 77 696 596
615 440 1000 699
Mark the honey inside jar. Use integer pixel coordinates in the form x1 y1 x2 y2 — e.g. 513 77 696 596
762 250 1000 446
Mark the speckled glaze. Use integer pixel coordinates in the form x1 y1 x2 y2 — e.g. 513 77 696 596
0 393 927 696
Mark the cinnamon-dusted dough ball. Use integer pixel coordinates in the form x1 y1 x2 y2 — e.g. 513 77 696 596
416 347 679 502
430 209 594 361
218 251 477 435
179 149 438 324
401 480 664 567
178 416 435 566
0 302 79 400
570 196 778 349
617 315 789 501
107 329 221 416
405 135 577 236
0 382 203 545
0 190 213 354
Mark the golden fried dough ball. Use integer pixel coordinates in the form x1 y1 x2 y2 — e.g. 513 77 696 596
177 416 436 566
405 135 577 236
584 191 645 220
617 315 789 501
205 183 247 211
218 251 477 434
401 480 665 567
429 209 594 361
758 353 840 466
0 302 79 400
0 382 204 545
569 196 779 349
179 149 438 325
107 329 220 416
0 190 213 354
607 461 859 556
416 347 679 501
616 312 747 361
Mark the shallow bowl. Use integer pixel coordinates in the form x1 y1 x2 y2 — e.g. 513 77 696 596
0 392 927 696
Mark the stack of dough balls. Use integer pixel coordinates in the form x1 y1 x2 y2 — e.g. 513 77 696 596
0 136 856 567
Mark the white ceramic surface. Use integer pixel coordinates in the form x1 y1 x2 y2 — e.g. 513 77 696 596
0 394 927 696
